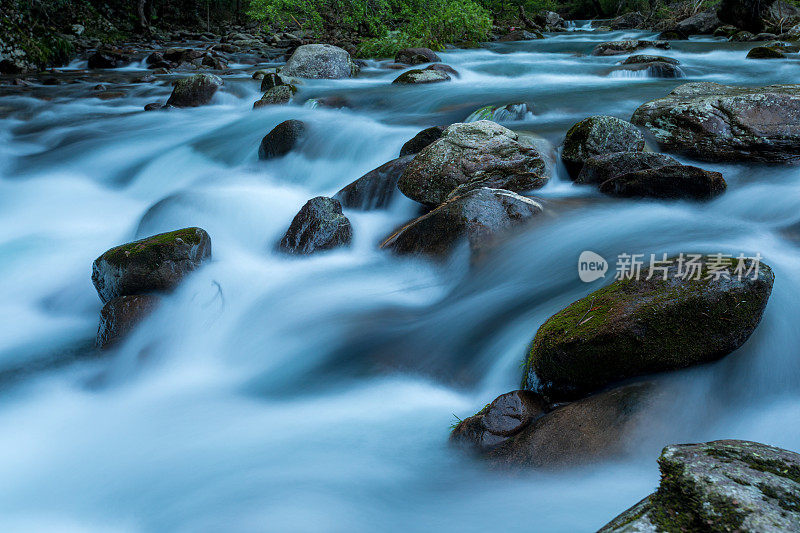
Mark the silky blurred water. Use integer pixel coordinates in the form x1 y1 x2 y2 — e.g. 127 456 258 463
1 29 800 532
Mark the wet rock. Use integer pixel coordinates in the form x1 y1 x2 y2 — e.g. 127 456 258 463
165 74 222 108
334 156 413 210
144 102 163 111
610 12 645 30
395 47 441 65
730 30 756 41
600 440 800 532
498 30 544 41
592 40 670 56
278 197 352 255
522 256 774 400
92 227 212 304
631 82 800 163
485 383 657 468
450 390 550 451
747 46 786 58
392 68 450 84
561 115 645 176
260 72 285 91
259 119 306 160
658 30 684 40
575 151 679 185
253 84 297 108
304 96 349 109
599 164 727 200
97 294 160 350
398 120 548 206
611 61 683 78
87 49 130 69
465 103 533 122
622 55 680 66
399 126 446 157
380 187 543 258
675 9 721 35
424 63 459 78
718 0 775 33
281 44 356 79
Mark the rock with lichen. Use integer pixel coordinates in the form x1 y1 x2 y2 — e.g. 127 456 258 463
562 116 645 176
166 74 222 107
523 256 774 400
278 197 352 255
599 440 800 532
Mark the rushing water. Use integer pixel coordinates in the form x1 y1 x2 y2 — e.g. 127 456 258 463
1 28 800 532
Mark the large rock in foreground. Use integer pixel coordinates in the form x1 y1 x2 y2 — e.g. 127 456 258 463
97 294 161 350
399 121 548 206
599 164 727 200
92 228 212 303
562 116 645 176
278 197 352 255
600 440 800 532
523 256 774 400
631 82 800 163
399 126 446 157
334 156 413 210
380 188 542 258
166 74 223 107
281 44 356 79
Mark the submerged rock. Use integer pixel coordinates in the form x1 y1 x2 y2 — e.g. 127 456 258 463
278 197 352 255
395 48 441 65
334 156 413 210
631 82 800 163
592 40 670 56
523 256 774 400
561 116 645 176
622 55 680 66
465 103 534 123
166 74 222 107
575 151 679 185
253 84 297 108
747 46 786 59
259 119 306 160
92 228 212 303
97 294 160 350
598 164 727 200
392 68 450 84
399 126 446 157
399 120 548 206
380 187 543 258
600 440 800 532
281 44 356 79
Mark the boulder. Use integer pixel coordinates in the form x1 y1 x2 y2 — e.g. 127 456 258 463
675 9 722 35
97 294 160 350
334 156 413 210
631 82 800 163
450 390 550 451
392 68 450 84
399 126 446 157
87 49 130 69
253 85 297 108
575 151 679 185
730 30 757 41
611 61 683 78
498 30 544 41
259 119 306 160
561 116 645 176
535 11 566 30
592 40 670 56
280 44 355 79
610 12 645 30
165 74 222 107
717 0 777 33
465 103 534 123
398 120 548 206
395 47 441 65
92 227 212 304
523 256 773 400
424 63 459 78
485 383 657 468
599 164 727 200
380 187 543 258
622 55 680 66
600 440 800 532
278 197 352 255
747 45 786 58
260 72 285 92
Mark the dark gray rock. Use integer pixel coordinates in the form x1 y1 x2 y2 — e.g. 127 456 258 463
561 115 645 176
676 9 722 35
392 68 450 84
395 47 441 65
399 126 446 157
97 294 160 350
498 30 544 41
599 164 727 200
622 55 680 66
575 151 679 185
334 156 413 210
610 12 645 30
592 40 670 56
747 46 786 58
253 84 297 108
278 197 352 255
259 120 306 160
166 74 223 107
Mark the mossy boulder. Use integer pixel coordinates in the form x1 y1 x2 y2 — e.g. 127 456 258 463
598 164 727 200
97 294 160 350
523 256 774 400
260 72 285 92
592 40 670 56
399 125 447 157
280 44 356 79
746 46 786 59
253 84 297 108
395 47 441 65
399 120 548 206
334 155 414 210
92 228 212 304
600 440 800 532
561 116 645 176
259 119 306 160
278 197 352 255
622 55 680 66
380 187 542 259
166 74 223 108
575 151 679 185
392 68 450 84
631 82 800 163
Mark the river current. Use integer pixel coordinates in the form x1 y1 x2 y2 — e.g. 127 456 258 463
1 27 800 532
